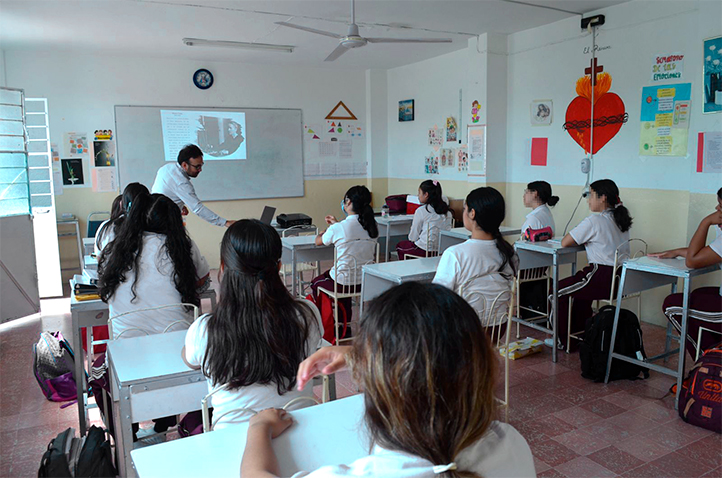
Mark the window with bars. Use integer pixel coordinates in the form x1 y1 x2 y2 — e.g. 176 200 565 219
0 88 31 217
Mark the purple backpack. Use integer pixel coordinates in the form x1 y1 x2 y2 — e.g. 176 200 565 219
677 342 722 433
33 331 78 402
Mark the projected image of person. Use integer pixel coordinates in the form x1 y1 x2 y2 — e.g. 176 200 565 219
198 117 245 158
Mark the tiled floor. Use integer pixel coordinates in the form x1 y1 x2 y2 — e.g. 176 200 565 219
1 280 718 477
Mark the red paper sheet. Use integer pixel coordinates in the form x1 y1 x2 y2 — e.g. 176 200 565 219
531 138 548 166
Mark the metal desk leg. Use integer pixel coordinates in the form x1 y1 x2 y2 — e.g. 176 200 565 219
72 310 87 435
664 282 678 362
326 373 337 401
551 254 559 363
291 249 298 298
604 268 627 383
674 279 691 410
74 221 83 272
384 225 391 263
114 383 135 478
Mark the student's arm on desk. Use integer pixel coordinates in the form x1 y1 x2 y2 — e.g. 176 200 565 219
683 210 722 269
315 234 325 246
180 345 200 370
241 409 294 478
560 234 578 248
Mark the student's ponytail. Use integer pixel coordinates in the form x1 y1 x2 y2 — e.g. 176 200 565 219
527 180 559 207
419 179 450 215
590 179 633 233
346 185 378 238
465 187 517 275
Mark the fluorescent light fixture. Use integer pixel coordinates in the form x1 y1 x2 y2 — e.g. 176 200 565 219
182 38 294 53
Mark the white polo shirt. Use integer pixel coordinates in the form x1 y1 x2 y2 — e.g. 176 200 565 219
433 239 517 325
569 209 630 267
408 205 452 252
322 215 377 285
94 219 116 255
521 204 555 236
151 162 226 227
107 232 210 339
290 420 535 478
184 301 323 430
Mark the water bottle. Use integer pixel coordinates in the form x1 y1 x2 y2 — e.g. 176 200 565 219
381 204 389 218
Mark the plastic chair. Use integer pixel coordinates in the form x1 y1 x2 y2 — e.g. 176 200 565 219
87 211 110 238
317 240 379 344
566 238 647 353
280 225 319 295
107 303 200 340
201 388 320 432
404 214 453 260
459 276 516 413
663 308 722 361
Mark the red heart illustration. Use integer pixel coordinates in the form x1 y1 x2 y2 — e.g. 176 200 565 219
565 93 625 154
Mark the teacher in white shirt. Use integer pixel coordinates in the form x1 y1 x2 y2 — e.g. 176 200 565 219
151 144 234 227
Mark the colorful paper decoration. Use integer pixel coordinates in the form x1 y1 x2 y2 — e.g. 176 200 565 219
471 100 480 123
325 101 357 120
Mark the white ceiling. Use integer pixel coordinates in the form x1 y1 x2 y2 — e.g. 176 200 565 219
0 0 631 70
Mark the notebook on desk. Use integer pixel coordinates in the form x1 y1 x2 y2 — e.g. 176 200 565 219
260 206 276 225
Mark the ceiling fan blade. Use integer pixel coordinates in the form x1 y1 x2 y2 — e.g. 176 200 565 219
275 22 341 39
324 44 349 62
365 37 453 44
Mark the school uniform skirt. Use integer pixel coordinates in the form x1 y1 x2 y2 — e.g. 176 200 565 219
553 263 615 351
395 240 428 260
663 287 722 358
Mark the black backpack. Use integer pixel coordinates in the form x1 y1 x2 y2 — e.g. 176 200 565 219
38 426 116 478
579 305 650 382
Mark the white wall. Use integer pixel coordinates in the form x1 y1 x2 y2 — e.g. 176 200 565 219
0 49 6 87
506 0 721 194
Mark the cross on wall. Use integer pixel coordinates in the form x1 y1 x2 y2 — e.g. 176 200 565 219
585 58 604 86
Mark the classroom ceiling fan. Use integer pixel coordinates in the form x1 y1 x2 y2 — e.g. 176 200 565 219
275 0 453 61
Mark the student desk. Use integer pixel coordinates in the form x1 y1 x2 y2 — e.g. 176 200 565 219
83 254 97 271
82 237 95 256
69 279 217 436
107 331 207 477
360 257 441 317
438 226 523 253
513 240 585 363
376 214 414 262
273 223 318 237
281 235 334 297
131 394 368 478
604 256 721 410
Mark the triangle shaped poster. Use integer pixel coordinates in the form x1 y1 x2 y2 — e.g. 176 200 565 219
325 101 358 120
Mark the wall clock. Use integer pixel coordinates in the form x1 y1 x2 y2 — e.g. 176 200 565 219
193 69 213 90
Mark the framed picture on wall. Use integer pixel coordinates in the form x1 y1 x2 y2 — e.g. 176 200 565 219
398 99 414 122
530 100 553 125
703 35 722 114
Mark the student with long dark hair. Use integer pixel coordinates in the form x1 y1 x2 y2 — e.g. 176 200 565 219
433 187 518 326
311 185 378 333
556 178 632 350
94 182 149 254
241 283 535 477
396 179 452 259
650 188 722 357
182 220 322 429
99 193 209 339
521 180 559 235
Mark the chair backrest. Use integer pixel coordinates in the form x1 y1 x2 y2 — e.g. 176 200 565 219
107 303 199 339
610 238 648 301
331 239 379 292
459 273 515 347
87 211 110 238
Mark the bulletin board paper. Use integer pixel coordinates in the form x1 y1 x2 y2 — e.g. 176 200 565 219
467 125 486 177
698 131 722 173
639 83 691 156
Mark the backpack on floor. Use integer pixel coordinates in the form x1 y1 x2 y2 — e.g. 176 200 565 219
676 342 722 433
33 331 78 402
305 293 347 345
579 305 650 382
38 426 116 478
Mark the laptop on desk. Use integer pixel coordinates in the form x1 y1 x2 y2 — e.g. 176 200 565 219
260 206 276 225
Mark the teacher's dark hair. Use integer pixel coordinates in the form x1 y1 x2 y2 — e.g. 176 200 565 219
177 144 204 165
346 185 378 239
99 193 199 309
202 220 319 393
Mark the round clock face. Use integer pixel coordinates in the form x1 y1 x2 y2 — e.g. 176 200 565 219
193 69 213 89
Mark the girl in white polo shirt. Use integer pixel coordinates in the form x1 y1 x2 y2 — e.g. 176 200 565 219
396 180 452 259
433 187 518 332
94 182 149 254
241 282 535 478
521 180 558 235
311 185 378 338
182 220 322 430
650 187 722 357
556 179 632 351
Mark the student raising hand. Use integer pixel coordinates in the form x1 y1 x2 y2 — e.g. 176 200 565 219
296 346 351 391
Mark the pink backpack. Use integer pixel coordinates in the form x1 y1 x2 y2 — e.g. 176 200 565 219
677 342 722 433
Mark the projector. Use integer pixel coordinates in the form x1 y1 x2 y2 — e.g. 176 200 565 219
276 213 313 228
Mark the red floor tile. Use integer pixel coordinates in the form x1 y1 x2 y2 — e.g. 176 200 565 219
581 421 633 443
642 450 712 477
530 439 580 467
537 468 567 478
605 410 659 436
587 445 645 475
616 436 674 463
553 428 613 456
601 391 650 410
674 434 722 470
555 456 616 478
553 406 605 428
639 425 697 451
579 398 627 418
633 401 678 423
551 385 601 406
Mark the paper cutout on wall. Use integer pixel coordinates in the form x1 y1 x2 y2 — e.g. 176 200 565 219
425 154 439 174
446 117 457 142
638 83 691 156
64 132 89 158
325 101 357 120
530 138 548 166
457 147 468 172
428 126 442 151
471 101 480 124
563 59 628 154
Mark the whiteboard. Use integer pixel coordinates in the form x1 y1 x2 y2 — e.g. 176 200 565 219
114 106 304 200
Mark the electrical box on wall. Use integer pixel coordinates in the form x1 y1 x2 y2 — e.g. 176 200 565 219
581 15 605 30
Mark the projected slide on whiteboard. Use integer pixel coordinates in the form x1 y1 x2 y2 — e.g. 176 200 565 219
160 109 247 161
